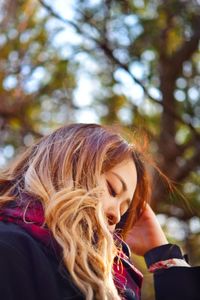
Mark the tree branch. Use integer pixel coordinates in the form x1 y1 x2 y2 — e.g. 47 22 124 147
174 147 200 182
172 15 200 71
38 0 200 140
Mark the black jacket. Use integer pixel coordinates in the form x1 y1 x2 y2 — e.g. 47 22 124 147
0 221 200 300
0 221 84 300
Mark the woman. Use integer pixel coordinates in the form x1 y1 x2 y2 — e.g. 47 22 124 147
0 123 199 300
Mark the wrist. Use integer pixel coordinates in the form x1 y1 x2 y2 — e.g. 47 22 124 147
145 232 168 253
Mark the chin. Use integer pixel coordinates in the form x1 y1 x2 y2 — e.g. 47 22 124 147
108 227 115 234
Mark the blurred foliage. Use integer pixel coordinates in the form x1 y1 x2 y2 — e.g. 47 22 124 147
0 0 200 298
0 0 77 148
132 253 155 300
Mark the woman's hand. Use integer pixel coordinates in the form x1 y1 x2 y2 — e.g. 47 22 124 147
125 204 168 256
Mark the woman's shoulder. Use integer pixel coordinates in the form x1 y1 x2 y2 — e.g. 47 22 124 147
0 221 32 243
0 222 43 262
0 221 84 300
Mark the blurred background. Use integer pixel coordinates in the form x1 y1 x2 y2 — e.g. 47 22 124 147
0 0 200 298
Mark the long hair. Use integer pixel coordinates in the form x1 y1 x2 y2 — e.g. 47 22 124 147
0 123 151 300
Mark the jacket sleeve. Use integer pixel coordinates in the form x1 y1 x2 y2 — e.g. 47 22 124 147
144 244 200 300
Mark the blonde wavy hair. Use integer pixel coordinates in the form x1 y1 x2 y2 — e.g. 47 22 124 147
0 123 151 300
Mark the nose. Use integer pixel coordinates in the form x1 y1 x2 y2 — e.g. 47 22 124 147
106 204 121 227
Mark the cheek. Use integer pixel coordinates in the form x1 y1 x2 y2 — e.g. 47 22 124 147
97 179 109 210
120 202 129 217
98 175 109 194
99 191 110 214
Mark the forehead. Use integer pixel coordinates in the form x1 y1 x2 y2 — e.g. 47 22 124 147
106 158 137 198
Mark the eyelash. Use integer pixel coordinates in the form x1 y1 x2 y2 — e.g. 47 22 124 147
106 181 117 197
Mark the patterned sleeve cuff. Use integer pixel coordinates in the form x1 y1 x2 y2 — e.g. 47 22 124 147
144 244 185 269
148 258 191 273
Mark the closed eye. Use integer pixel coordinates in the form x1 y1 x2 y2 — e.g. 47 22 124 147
106 180 117 197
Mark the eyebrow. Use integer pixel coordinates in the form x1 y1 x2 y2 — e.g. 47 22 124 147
110 171 127 192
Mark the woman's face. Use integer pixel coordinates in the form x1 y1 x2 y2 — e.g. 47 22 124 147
99 158 137 233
